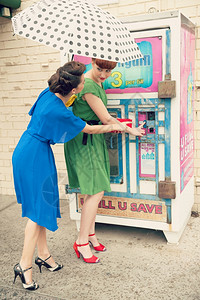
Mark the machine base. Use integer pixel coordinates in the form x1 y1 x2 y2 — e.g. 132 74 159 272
163 211 191 244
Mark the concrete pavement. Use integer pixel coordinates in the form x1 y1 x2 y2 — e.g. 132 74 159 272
0 194 200 300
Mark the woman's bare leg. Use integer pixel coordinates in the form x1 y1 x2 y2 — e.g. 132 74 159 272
76 191 104 258
88 216 101 247
36 226 57 267
19 219 40 284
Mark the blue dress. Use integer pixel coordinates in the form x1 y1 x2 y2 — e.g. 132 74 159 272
12 88 86 231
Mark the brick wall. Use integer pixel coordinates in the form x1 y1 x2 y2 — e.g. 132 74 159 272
0 0 200 209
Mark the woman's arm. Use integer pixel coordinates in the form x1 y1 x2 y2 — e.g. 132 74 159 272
83 93 116 125
82 123 124 134
83 93 145 136
82 122 145 136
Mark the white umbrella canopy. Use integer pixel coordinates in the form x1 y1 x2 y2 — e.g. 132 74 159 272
12 0 143 62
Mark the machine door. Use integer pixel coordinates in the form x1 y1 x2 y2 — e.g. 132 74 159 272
104 29 172 223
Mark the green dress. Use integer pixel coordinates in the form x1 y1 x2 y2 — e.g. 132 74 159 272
64 78 111 195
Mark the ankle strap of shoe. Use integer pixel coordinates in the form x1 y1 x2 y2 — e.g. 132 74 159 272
76 242 89 247
23 266 32 273
89 233 95 237
44 255 51 262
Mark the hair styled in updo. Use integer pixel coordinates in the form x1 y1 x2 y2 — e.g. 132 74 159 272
48 61 86 97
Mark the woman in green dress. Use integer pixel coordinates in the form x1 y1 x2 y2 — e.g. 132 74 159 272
64 58 144 263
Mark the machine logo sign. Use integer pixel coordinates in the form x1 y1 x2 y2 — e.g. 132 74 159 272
74 36 162 94
78 195 167 222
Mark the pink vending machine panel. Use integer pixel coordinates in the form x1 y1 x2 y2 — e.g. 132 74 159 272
138 112 156 178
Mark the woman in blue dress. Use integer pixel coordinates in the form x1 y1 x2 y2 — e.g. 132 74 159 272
12 61 128 291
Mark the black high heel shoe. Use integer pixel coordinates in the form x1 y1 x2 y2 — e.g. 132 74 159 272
13 263 39 291
35 255 63 273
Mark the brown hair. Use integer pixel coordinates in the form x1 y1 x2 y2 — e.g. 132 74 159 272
48 61 86 96
92 58 117 70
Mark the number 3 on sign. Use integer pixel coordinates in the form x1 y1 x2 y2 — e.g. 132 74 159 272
111 71 122 88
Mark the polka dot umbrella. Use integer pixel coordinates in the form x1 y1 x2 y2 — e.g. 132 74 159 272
12 0 143 62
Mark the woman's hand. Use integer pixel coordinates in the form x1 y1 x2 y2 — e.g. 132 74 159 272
125 122 145 137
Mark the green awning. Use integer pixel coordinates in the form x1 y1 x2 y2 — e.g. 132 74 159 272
0 0 21 9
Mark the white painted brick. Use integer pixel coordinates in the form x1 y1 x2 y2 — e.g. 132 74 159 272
118 0 149 5
196 187 200 195
161 0 175 10
4 159 12 166
7 90 32 99
4 189 15 196
38 46 59 55
0 41 5 50
196 49 200 60
1 123 13 130
8 73 29 82
190 17 200 27
194 140 200 151
0 32 16 42
179 6 197 18
192 203 198 211
20 64 41 73
1 48 21 58
197 27 200 39
30 89 44 98
6 174 13 181
46 62 61 72
0 174 6 181
6 82 30 91
113 3 146 17
1 106 13 114
26 72 50 81
176 0 200 7
11 106 30 114
194 121 200 130
1 65 21 74
12 122 27 130
1 188 7 195
194 101 200 110
29 81 47 89
4 39 26 49
100 6 119 16
197 69 200 81
55 162 66 170
196 111 200 121
0 137 15 145
2 181 15 189
0 115 6 122
196 131 200 141
1 23 12 33
54 153 65 161
197 89 200 100
3 98 24 106
6 114 27 122
196 39 200 50
0 152 12 161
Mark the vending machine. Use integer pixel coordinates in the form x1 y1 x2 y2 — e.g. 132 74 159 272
65 11 195 244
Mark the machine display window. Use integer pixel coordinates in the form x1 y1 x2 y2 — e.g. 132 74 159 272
105 110 123 184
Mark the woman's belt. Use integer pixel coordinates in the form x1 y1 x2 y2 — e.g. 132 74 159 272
82 119 100 145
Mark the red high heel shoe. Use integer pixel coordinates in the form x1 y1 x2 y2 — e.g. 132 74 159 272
89 233 106 252
73 242 100 263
